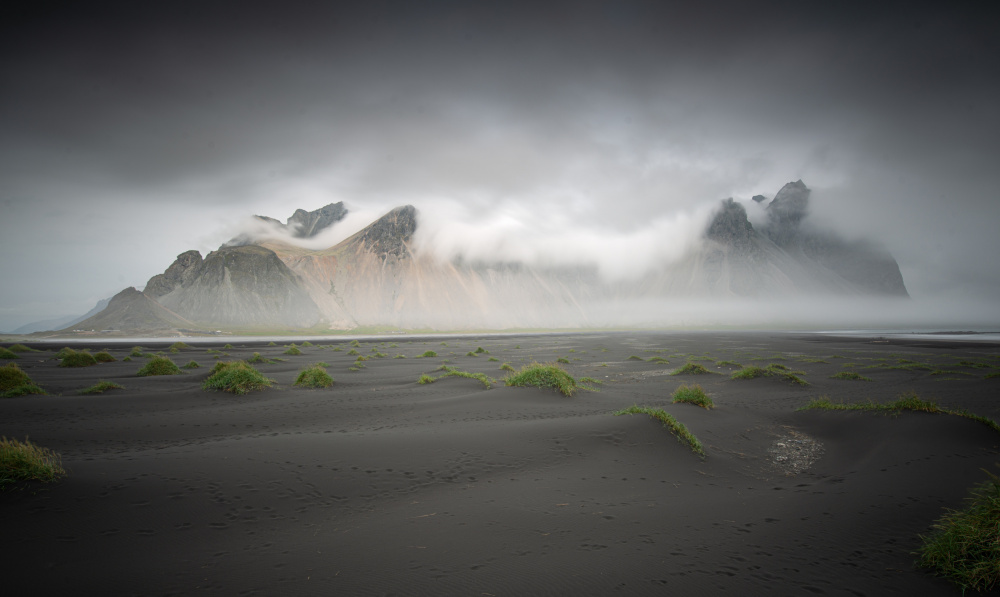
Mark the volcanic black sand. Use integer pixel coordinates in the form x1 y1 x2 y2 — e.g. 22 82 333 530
3 331 1000 596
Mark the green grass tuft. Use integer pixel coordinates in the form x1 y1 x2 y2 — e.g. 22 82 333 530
613 406 704 456
94 351 116 363
6 344 37 353
649 357 671 364
301 341 314 347
417 374 435 384
203 361 273 395
169 342 191 351
350 340 360 347
181 360 200 369
294 364 334 388
672 384 714 409
831 371 873 382
671 362 714 375
500 362 515 372
223 344 234 349
347 348 360 356
474 346 488 354
435 365 494 389
79 380 125 395
626 355 644 361
716 360 742 368
1 363 46 397
60 350 98 368
504 362 577 396
1 437 66 486
136 356 182 377
0 347 21 359
731 364 808 385
129 346 145 358
284 346 303 355
417 350 438 358
556 357 570 364
917 471 1000 593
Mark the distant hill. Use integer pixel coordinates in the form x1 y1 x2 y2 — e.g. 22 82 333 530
76 181 909 332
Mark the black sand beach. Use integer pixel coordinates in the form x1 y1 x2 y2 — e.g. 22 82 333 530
3 331 1000 595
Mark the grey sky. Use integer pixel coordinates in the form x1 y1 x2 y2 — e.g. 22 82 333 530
2 1 998 329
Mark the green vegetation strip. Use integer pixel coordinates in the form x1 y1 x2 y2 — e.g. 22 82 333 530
798 392 1000 433
613 406 704 456
730 364 808 385
0 437 66 486
79 380 125 395
918 471 1000 593
670 362 715 375
830 371 873 382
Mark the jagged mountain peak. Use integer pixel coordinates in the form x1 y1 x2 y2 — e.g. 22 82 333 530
341 205 417 258
706 198 756 252
286 202 348 238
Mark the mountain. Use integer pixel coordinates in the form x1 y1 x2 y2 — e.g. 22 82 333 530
64 287 194 332
225 202 348 246
74 181 909 332
148 245 320 328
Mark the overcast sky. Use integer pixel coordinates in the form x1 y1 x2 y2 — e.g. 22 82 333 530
2 1 998 330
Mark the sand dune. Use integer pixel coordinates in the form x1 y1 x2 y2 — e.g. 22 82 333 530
3 332 999 595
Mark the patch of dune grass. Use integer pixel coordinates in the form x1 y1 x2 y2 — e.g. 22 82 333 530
1 363 46 397
294 364 334 388
347 348 360 356
94 351 115 363
474 346 489 354
731 364 808 385
434 365 494 389
6 344 38 353
716 360 742 368
181 360 200 369
626 355 644 361
203 361 273 395
986 372 1000 380
613 406 704 456
648 357 670 364
672 384 713 409
60 350 97 368
671 362 715 376
394 354 406 359
798 392 1000 432
500 362 515 372
284 346 303 355
79 380 125 395
504 362 577 396
799 358 829 364
129 346 146 358
169 342 191 351
579 376 602 387
417 350 437 358
301 341 314 347
918 471 1000 593
350 340 360 347
136 356 182 376
0 347 20 359
1 437 65 486
417 374 435 384
223 344 234 349
556 357 570 364
831 371 873 382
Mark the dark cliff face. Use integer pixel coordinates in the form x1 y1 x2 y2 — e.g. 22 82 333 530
764 180 810 246
706 198 757 254
352 205 417 259
144 250 203 298
287 202 348 238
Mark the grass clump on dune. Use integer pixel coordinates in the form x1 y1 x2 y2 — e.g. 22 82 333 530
136 356 182 377
417 350 437 358
0 347 20 359
831 371 873 382
0 437 66 486
500 362 515 372
1 363 46 397
417 374 435 385
79 380 125 395
129 346 146 358
284 346 303 355
799 392 1000 432
203 360 273 395
94 351 116 363
59 349 98 368
474 346 489 354
434 365 494 389
504 362 577 396
731 364 808 385
169 342 192 351
293 364 334 388
6 344 38 353
716 360 742 368
917 471 1000 593
672 384 714 409
626 355 644 361
181 360 200 369
671 362 715 376
613 406 704 456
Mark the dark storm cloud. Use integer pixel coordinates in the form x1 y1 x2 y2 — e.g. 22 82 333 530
1 1 998 328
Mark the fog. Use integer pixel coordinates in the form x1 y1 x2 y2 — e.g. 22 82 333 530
1 2 998 331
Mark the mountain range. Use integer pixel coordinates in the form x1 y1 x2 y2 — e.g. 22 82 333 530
53 181 908 333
